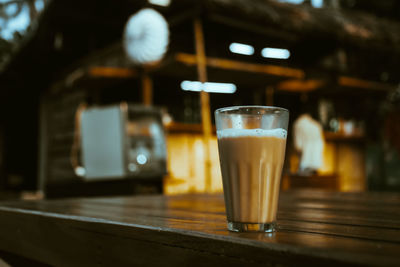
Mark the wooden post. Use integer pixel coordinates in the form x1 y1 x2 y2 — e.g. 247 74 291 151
37 96 48 195
142 73 153 106
194 18 212 193
27 0 38 21
266 86 274 106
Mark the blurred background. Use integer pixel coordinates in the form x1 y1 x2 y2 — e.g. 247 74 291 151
0 0 399 200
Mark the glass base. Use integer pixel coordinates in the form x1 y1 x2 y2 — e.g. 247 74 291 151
227 222 276 233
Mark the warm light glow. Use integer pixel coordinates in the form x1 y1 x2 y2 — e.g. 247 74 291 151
180 81 237 94
229 42 255 56
148 0 170 6
162 113 173 125
164 135 223 195
261 47 290 59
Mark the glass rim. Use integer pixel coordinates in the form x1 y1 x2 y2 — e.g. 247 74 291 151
215 105 289 114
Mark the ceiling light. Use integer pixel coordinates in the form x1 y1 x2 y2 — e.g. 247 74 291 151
261 47 290 59
181 81 237 94
148 0 171 6
229 42 255 56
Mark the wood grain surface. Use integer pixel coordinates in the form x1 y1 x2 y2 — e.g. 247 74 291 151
0 191 399 266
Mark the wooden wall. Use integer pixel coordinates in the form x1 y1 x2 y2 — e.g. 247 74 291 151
39 87 88 189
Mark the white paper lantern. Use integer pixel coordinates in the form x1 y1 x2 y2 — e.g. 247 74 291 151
123 8 169 64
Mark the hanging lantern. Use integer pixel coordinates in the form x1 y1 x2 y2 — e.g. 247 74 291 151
123 8 169 65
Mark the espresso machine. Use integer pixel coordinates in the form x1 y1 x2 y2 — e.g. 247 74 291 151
81 103 167 180
46 103 167 198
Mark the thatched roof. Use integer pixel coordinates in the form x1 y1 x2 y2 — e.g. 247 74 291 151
203 0 400 52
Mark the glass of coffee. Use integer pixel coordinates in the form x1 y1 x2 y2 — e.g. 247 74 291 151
215 106 289 232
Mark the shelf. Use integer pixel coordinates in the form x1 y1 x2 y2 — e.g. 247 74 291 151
324 131 365 142
165 124 366 142
282 173 339 191
165 122 216 134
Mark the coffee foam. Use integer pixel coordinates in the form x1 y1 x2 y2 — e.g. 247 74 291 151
217 128 287 139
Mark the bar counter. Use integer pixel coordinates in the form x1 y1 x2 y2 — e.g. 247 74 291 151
0 191 399 266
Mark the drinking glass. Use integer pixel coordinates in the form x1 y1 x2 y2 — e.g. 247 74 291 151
215 106 289 232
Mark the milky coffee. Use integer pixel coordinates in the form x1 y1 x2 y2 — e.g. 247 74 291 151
217 128 287 224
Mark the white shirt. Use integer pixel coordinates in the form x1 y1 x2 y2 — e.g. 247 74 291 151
293 114 324 171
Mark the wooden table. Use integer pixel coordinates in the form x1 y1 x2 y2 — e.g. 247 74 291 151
0 191 399 266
